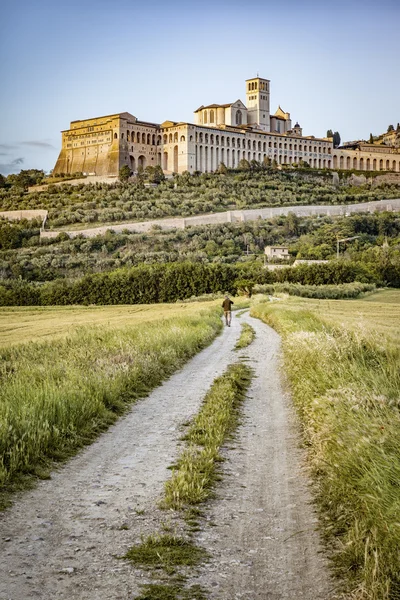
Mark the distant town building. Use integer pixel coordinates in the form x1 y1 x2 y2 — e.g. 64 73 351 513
53 77 400 177
264 246 290 260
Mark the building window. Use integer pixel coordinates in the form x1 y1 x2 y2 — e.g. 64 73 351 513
210 110 215 123
236 110 242 125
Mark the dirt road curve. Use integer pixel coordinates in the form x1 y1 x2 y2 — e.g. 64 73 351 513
0 313 334 600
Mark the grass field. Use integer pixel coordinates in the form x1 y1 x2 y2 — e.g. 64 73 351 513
0 301 226 348
0 302 224 508
251 288 400 600
258 289 400 347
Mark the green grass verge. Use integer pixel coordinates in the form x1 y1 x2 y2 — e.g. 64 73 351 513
0 310 222 509
251 300 400 600
124 533 208 572
162 362 253 510
234 322 256 350
134 582 207 600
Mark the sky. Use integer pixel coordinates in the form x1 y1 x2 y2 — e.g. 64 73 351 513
0 0 399 176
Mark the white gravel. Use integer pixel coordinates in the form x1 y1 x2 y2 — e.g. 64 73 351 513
0 312 336 599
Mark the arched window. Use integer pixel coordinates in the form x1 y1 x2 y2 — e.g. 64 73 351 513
232 138 235 147
163 134 168 144
253 141 256 150
121 133 124 139
216 135 219 145
114 132 118 139
180 135 185 142
248 140 251 149
258 141 261 151
142 133 146 144
204 111 208 124
169 133 173 143
236 110 242 125
210 134 214 144
152 134 156 145
174 132 178 142
209 110 215 123
199 133 203 143
137 132 141 143
147 134 150 144
221 136 225 146
227 137 230 147
157 135 161 145
127 131 130 141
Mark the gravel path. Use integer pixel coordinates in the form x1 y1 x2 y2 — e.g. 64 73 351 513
0 313 335 599
189 313 335 599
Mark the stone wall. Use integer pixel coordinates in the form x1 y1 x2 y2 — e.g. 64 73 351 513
39 198 400 240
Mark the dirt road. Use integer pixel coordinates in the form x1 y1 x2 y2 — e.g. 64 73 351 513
0 313 334 599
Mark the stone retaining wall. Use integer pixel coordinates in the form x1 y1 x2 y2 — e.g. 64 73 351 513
39 199 400 240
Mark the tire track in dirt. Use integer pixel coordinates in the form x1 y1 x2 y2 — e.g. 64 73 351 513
188 313 336 599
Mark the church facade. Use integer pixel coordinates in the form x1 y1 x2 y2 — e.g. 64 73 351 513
53 77 400 177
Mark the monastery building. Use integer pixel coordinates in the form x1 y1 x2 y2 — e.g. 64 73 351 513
53 77 400 177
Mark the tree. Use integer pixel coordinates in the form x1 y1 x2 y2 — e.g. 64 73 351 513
119 165 131 181
369 133 374 144
7 169 45 190
333 132 341 148
250 159 261 171
397 123 400 132
218 162 228 174
0 174 5 188
326 129 333 138
238 159 250 171
262 156 271 169
387 124 394 132
284 212 300 236
144 165 165 183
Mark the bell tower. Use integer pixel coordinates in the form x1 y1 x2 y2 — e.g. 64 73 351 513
246 76 270 132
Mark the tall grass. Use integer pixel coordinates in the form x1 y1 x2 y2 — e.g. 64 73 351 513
0 310 222 504
251 301 400 599
234 322 256 350
163 363 253 510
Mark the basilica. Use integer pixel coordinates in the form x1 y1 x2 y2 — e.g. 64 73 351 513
53 76 400 177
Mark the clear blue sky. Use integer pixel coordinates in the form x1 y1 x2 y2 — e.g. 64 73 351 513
0 0 399 175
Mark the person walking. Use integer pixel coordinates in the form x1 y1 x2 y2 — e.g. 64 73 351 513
222 294 234 327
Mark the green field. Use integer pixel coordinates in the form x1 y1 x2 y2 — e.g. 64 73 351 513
0 301 223 347
0 302 223 508
251 289 400 599
261 289 400 346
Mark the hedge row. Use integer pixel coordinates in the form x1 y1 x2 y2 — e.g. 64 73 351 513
0 261 392 307
253 282 376 300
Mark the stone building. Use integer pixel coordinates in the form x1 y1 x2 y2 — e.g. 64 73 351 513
53 77 400 177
